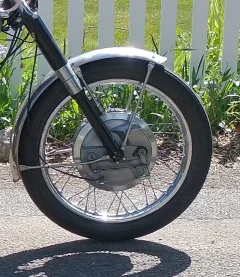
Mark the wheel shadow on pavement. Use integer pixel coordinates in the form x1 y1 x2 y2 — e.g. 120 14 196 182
0 239 191 276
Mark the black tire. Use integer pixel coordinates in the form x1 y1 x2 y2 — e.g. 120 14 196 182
19 58 212 241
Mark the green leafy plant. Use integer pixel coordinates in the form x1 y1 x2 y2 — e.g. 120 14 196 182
0 58 30 130
193 68 239 132
0 62 12 130
206 0 224 71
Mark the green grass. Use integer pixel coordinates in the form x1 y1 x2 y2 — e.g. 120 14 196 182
53 0 193 53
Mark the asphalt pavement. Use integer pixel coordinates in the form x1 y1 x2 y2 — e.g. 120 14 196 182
0 163 239 277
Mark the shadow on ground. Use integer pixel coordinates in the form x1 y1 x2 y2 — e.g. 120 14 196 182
0 239 191 276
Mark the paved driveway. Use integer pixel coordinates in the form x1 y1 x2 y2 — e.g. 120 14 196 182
0 163 239 276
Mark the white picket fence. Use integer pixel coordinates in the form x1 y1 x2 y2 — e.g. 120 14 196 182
10 0 240 93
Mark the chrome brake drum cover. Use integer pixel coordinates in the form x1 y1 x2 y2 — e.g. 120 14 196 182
73 112 157 191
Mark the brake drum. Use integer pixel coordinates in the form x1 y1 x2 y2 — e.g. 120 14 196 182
73 112 157 191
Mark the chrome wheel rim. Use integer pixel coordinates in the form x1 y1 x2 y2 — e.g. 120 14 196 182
40 79 192 223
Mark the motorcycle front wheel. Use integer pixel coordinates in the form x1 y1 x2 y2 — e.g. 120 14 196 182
19 58 212 241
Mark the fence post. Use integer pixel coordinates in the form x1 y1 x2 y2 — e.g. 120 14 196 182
98 0 115 48
68 0 84 57
129 0 146 49
160 0 178 71
222 0 240 76
190 0 210 85
37 0 54 82
8 31 22 98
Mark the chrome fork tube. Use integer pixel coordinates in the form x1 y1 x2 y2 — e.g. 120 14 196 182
56 64 83 95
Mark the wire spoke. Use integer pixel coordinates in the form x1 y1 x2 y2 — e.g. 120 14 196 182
143 182 149 205
115 191 129 214
52 166 74 186
116 192 121 215
142 182 166 194
158 144 184 152
78 188 94 206
84 185 91 211
148 179 158 200
59 167 76 192
107 192 118 212
156 159 178 175
46 147 72 157
38 80 188 223
68 187 90 201
93 188 97 214
123 191 139 210
158 151 183 166
151 109 170 130
125 89 134 110
138 102 153 115
47 134 73 148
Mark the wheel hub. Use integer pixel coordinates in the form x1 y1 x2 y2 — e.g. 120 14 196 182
73 112 157 191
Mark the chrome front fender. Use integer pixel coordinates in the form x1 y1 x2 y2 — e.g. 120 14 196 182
10 47 167 182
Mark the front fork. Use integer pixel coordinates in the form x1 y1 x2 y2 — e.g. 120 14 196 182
19 2 123 161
